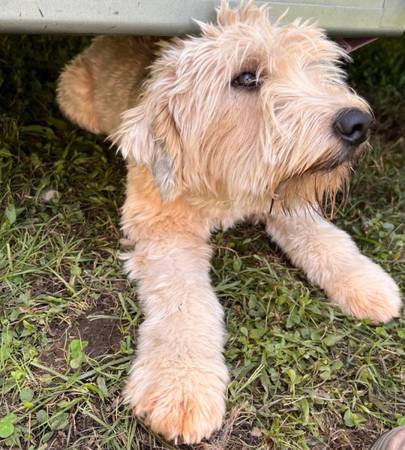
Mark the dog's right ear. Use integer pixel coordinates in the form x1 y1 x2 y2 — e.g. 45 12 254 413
112 99 183 202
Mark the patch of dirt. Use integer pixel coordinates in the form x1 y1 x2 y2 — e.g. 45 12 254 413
47 431 67 450
313 418 385 450
40 319 70 372
71 411 102 449
40 303 124 372
73 310 122 357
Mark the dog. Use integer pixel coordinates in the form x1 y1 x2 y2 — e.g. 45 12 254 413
57 1 402 444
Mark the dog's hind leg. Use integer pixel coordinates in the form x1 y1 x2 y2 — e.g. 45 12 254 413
120 168 228 444
57 36 158 135
57 49 102 134
266 211 401 323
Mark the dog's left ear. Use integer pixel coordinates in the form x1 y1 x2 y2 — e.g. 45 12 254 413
112 97 183 202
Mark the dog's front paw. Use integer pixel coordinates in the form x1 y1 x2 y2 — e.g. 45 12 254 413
327 259 402 323
124 359 228 444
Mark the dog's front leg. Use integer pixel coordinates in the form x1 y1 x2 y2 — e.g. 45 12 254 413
266 211 401 323
122 203 228 444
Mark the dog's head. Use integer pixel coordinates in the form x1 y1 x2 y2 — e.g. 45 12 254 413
115 1 372 212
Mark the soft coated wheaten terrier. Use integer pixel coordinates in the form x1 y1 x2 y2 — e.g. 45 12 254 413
57 1 402 444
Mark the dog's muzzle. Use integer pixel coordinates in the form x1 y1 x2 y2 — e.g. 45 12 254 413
333 108 373 147
310 108 372 172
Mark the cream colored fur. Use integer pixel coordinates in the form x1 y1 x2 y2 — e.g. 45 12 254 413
57 1 402 444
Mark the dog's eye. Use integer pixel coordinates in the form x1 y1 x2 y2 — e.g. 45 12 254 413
231 72 262 90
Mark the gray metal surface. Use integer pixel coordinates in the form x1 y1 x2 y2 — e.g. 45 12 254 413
0 0 404 36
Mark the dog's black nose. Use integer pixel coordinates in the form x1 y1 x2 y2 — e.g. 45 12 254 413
334 108 372 146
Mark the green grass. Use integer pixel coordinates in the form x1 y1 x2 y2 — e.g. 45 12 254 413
0 35 404 450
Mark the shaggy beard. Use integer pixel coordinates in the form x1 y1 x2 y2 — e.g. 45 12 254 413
271 139 369 218
274 162 352 219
